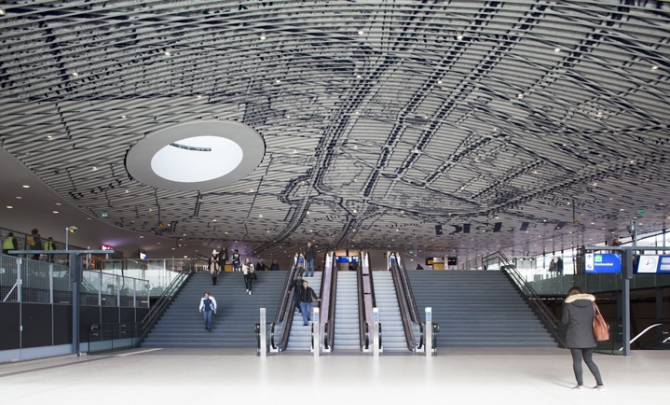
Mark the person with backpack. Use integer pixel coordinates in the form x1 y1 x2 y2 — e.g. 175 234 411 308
199 291 217 331
27 229 42 260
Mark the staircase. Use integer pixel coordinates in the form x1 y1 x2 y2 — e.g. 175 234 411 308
142 271 285 348
334 272 360 350
372 271 406 351
407 270 557 348
285 274 322 351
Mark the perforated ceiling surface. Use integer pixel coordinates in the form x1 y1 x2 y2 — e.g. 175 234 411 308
1 0 670 260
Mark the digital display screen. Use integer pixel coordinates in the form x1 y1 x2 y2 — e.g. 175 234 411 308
585 253 621 273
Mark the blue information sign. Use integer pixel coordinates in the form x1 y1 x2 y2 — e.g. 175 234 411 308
585 253 621 273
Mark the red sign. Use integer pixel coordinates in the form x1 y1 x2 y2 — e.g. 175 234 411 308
101 244 114 250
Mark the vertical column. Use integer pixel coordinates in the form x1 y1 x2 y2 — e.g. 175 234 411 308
71 253 82 355
373 307 380 357
49 263 54 304
259 308 267 358
312 307 320 358
425 307 432 358
17 258 23 350
622 249 632 356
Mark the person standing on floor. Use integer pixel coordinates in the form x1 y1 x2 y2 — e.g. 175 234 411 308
255 259 269 271
303 241 316 277
298 280 321 326
242 258 257 295
208 250 220 286
270 259 280 271
199 291 217 331
562 286 606 391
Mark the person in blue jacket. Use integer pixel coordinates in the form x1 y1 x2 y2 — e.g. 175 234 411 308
199 291 217 331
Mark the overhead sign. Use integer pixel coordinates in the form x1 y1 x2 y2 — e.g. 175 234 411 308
637 255 670 274
585 253 621 273
101 212 109 218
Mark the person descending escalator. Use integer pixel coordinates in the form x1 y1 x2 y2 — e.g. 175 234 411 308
298 280 321 326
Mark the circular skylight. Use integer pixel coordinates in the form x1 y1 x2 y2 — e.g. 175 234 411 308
151 136 244 182
126 121 265 191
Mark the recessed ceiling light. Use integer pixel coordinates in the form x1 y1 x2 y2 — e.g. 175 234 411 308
92 166 97 171
56 203 61 206
53 211 58 214
125 190 129 193
554 48 561 52
87 217 92 220
139 236 144 239
306 211 310 214
286 115 291 119
47 135 53 140
16 196 21 199
71 72 78 77
171 247 176 250
22 185 30 188
652 65 658 70
259 214 263 218
456 35 463 40
358 29 364 35
164 50 171 56
259 34 266 40
356 74 362 79
275 79 281 83
630 160 635 164
0 9 5 16
212 219 217 222
517 94 524 99
157 242 161 245
121 115 126 119
437 79 442 84
6 206 13 209
197 95 202 98
148 208 152 212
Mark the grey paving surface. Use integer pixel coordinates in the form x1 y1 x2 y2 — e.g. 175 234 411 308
1 348 668 404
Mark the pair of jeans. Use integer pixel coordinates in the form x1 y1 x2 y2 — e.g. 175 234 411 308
293 291 301 313
570 348 603 386
305 259 314 277
244 275 254 291
203 310 213 330
300 302 312 325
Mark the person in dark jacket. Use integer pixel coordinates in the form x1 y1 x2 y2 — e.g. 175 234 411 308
298 280 321 326
562 286 605 391
289 273 303 314
208 251 220 286
255 259 269 271
270 259 280 271
303 242 316 277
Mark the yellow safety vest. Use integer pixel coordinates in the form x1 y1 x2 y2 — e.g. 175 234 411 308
3 237 16 250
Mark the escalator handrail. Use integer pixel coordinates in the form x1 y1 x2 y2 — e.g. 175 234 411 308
391 252 424 351
270 256 301 351
317 253 335 352
357 252 368 351
324 252 337 351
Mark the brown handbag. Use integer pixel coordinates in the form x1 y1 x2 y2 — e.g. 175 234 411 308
593 302 610 341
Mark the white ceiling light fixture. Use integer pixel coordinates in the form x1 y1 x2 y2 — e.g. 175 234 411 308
126 121 265 191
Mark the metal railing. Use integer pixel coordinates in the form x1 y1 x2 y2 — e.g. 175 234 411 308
484 251 565 347
390 252 424 352
88 254 208 353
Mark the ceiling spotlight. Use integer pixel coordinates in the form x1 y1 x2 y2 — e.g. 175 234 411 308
164 51 171 56
554 47 561 52
437 79 442 84
92 166 97 171
358 29 364 35
456 35 463 40
47 135 53 140
652 65 658 70
0 9 5 16
259 34 266 40
259 214 263 218
212 219 217 222
6 206 13 209
71 72 78 77
197 95 202 98
139 236 144 239
517 93 524 99
23 185 30 189
121 115 126 119
275 79 281 83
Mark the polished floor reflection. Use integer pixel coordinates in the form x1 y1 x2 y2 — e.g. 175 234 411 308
1 348 667 405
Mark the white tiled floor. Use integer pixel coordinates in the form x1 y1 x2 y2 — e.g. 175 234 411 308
1 348 668 405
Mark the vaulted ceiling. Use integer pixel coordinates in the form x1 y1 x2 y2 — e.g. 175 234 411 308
2 1 670 260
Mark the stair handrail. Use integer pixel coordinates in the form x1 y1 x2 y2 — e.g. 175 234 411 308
270 255 301 351
88 253 209 350
625 322 670 350
357 251 377 351
389 252 424 351
320 252 336 352
488 251 565 347
321 252 339 352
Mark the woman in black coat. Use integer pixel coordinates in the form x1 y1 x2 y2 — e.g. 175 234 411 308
562 286 605 391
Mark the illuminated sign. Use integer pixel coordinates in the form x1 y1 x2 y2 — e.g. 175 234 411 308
585 253 621 273
101 244 114 251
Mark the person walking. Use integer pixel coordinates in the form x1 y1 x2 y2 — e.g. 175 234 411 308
562 286 606 391
208 250 220 286
199 291 217 331
298 280 321 326
27 228 42 261
231 249 241 272
303 242 316 277
2 232 18 255
242 258 257 295
44 237 56 263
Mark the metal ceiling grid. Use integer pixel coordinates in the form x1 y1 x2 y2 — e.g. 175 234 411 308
2 1 670 261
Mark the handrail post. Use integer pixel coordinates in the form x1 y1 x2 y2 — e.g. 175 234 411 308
425 307 432 359
373 307 380 357
312 307 320 358
259 308 267 358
